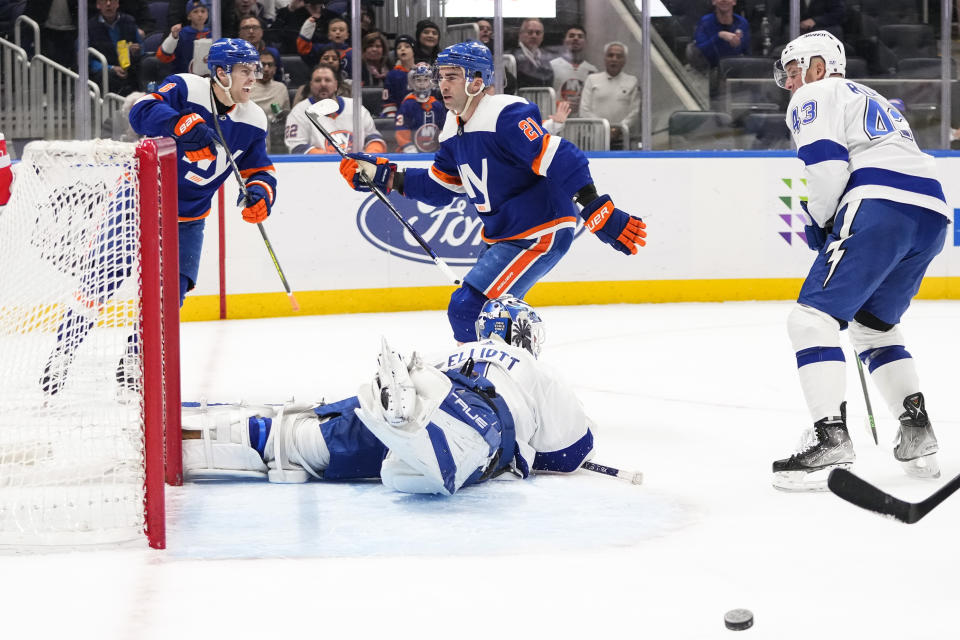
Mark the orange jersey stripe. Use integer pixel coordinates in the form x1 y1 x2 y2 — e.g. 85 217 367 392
179 208 211 222
482 216 578 243
484 233 554 298
531 133 553 175
430 165 461 186
239 165 276 178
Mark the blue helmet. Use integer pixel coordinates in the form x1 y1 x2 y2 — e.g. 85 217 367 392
435 40 494 86
407 62 435 101
207 38 262 77
475 295 544 357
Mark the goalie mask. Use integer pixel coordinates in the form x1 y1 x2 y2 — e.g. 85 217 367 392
408 62 435 102
475 295 544 358
774 30 845 89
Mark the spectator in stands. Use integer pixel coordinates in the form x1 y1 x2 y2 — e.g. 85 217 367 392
89 0 143 95
477 18 492 47
690 0 750 71
414 18 441 64
381 34 415 116
395 62 446 153
119 0 151 36
785 0 845 39
580 42 639 148
239 16 283 81
25 0 79 68
284 63 386 154
234 0 266 26
157 0 209 74
360 6 375 38
354 31 389 87
550 25 597 117
166 0 245 39
543 99 571 135
273 0 333 55
513 17 553 88
297 10 348 66
250 50 290 115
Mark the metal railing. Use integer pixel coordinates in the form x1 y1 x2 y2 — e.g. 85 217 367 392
0 38 31 137
29 53 102 139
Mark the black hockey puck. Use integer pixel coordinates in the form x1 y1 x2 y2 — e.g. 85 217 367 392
724 608 754 631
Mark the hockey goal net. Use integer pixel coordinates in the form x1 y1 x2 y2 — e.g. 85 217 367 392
0 138 181 549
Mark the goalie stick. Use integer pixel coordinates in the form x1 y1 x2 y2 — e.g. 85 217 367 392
827 467 960 523
303 98 462 286
208 86 301 311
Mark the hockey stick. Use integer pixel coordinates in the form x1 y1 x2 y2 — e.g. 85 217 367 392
854 352 879 445
303 98 462 286
581 461 643 485
828 467 960 523
208 86 301 311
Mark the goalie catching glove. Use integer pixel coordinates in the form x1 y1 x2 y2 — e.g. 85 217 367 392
168 111 217 163
578 191 647 255
339 152 397 193
236 183 273 223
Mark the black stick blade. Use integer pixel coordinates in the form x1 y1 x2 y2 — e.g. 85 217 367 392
827 468 914 523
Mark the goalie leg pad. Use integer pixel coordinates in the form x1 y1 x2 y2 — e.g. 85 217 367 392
788 304 846 422
181 402 277 478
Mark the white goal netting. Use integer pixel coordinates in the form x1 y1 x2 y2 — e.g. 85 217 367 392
0 140 150 547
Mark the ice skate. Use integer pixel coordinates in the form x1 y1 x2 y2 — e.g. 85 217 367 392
773 402 855 492
894 393 940 479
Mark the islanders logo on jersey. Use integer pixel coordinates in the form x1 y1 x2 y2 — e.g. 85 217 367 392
357 193 586 265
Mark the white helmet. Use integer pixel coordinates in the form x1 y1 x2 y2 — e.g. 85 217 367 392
774 30 846 89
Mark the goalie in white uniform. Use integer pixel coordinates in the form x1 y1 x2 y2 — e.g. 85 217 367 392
182 296 595 495
771 31 949 491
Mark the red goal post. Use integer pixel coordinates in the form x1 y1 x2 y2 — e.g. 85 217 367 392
0 138 181 550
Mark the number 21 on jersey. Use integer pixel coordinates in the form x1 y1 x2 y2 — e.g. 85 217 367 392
518 117 544 141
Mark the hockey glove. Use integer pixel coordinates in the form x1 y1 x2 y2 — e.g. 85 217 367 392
800 201 832 252
237 183 272 224
169 112 217 163
580 194 647 255
339 152 396 193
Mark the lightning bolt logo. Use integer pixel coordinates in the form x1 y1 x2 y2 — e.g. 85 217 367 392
822 237 846 287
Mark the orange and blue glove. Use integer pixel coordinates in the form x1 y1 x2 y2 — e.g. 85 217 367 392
169 112 217 163
580 194 647 255
237 183 272 224
339 151 397 193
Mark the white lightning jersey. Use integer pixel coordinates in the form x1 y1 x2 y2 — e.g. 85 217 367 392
786 77 949 227
434 339 591 473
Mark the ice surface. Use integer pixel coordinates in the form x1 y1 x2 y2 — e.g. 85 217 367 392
3 301 959 639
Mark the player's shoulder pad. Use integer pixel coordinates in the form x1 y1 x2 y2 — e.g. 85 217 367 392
787 76 842 111
233 102 268 131
466 94 530 134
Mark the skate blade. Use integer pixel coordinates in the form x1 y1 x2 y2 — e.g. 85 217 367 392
773 463 852 492
901 453 941 479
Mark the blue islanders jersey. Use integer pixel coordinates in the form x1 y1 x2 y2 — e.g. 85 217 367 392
787 77 948 227
395 94 446 152
401 94 593 242
129 73 277 221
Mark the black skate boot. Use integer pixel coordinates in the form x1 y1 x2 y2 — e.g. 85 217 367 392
894 392 939 479
773 402 855 491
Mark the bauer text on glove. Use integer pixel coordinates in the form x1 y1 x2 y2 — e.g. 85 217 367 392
580 195 647 255
169 112 217 163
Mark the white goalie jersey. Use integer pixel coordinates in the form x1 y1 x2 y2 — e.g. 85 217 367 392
432 339 593 472
786 77 949 227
